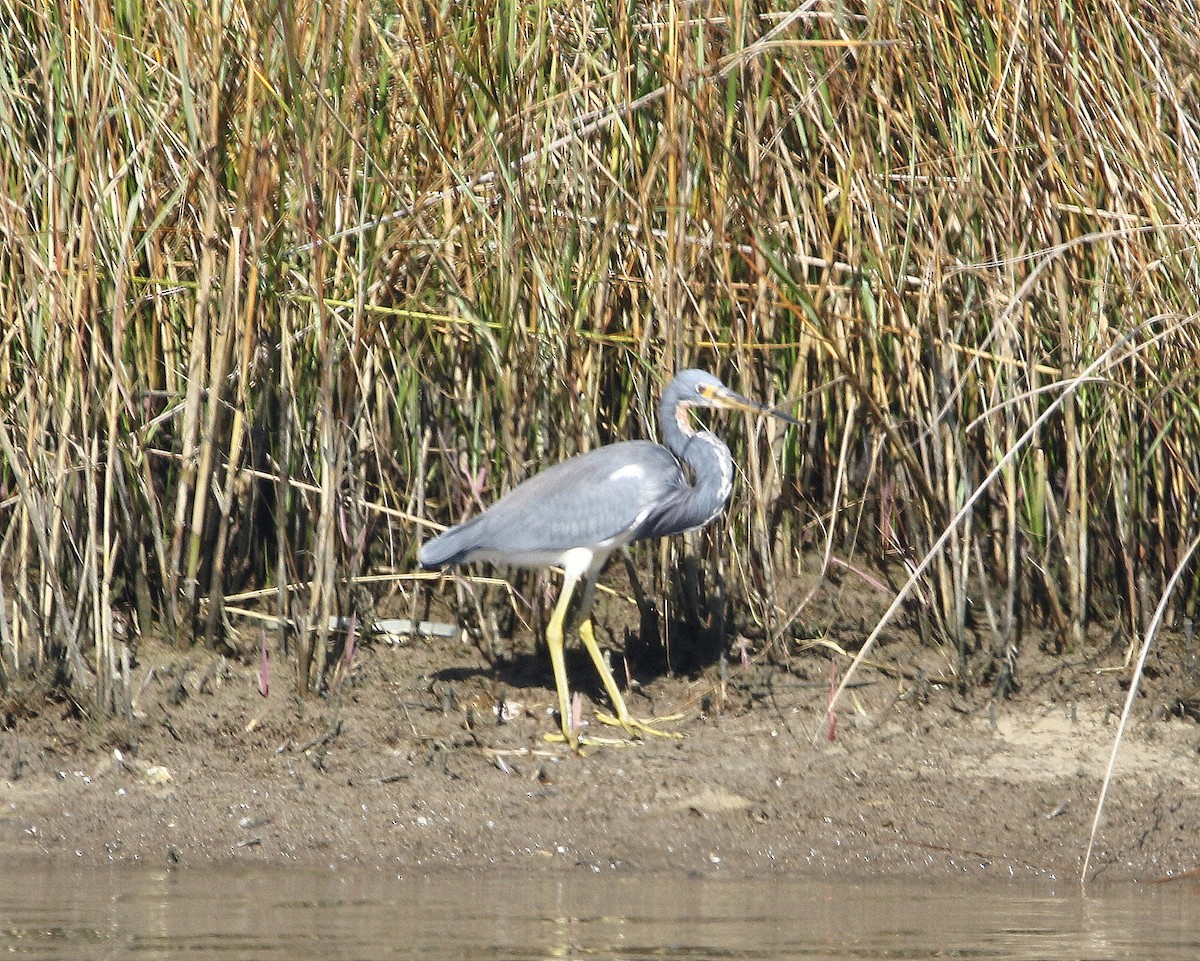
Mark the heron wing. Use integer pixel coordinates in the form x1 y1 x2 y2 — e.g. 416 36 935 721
419 441 688 567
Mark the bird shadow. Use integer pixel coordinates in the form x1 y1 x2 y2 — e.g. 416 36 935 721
425 556 732 710
428 612 727 711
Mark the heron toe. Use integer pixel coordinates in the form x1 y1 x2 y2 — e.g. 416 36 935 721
542 708 684 748
594 709 685 740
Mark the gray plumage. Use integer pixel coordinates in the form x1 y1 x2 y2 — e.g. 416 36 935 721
418 369 738 571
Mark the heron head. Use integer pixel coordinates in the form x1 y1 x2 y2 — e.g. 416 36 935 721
669 369 801 426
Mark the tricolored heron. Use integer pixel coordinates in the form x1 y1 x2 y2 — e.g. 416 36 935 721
418 369 798 748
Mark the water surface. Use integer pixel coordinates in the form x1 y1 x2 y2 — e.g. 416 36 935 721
2 864 1196 960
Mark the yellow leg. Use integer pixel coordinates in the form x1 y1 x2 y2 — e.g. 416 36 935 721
579 618 683 741
544 573 580 750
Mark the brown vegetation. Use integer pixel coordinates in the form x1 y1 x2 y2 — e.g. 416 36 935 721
1 1 1199 731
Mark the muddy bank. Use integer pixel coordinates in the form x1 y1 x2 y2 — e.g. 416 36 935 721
2 608 1198 884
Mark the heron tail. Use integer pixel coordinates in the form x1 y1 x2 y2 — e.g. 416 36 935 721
416 514 484 568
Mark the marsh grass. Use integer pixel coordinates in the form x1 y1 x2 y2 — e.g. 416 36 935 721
1 0 1198 709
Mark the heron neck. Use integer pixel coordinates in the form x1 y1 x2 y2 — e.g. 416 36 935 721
658 392 702 461
659 400 735 524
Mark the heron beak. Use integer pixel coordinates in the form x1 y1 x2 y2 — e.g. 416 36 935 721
702 384 802 427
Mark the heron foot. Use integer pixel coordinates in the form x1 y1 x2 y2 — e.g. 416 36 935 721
542 730 586 753
594 710 685 740
542 726 644 750
542 730 640 750
543 730 668 749
541 712 684 750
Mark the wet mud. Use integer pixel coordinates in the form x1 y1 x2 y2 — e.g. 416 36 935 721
3 578 1199 884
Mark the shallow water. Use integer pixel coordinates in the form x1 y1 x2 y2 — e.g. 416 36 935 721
1 864 1196 961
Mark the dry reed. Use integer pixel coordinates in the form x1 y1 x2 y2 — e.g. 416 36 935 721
1 0 1198 710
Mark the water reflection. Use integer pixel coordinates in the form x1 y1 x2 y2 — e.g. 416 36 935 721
1 863 1197 961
